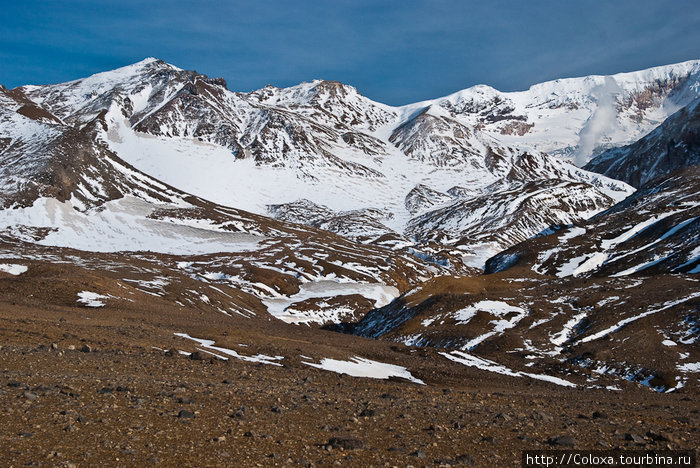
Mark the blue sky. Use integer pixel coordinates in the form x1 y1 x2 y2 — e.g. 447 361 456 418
2 0 700 105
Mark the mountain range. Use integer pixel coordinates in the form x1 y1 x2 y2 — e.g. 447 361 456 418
1 57 698 395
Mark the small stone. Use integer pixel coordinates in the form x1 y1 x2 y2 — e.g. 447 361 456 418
24 391 38 401
80 344 92 353
359 408 375 417
646 431 669 442
625 433 645 444
455 454 475 465
494 413 511 422
177 410 195 419
327 437 364 450
189 351 205 361
410 450 427 458
50 343 58 350
592 411 608 419
548 436 576 447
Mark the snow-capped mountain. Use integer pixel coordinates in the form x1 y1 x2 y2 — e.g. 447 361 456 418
432 60 700 164
484 98 700 279
14 58 688 265
2 57 699 395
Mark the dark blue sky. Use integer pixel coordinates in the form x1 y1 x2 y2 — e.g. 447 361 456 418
2 0 700 105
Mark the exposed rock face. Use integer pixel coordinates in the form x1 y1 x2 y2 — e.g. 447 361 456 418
486 166 700 278
585 98 700 188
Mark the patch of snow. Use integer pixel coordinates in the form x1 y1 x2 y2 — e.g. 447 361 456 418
262 280 399 324
580 292 700 343
550 312 587 347
441 351 576 387
0 197 264 254
174 333 284 366
0 263 28 275
677 362 700 373
77 291 109 307
454 300 528 350
302 356 424 384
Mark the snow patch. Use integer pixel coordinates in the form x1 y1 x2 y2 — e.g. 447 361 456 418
174 333 284 366
0 264 28 276
77 291 109 308
302 356 424 384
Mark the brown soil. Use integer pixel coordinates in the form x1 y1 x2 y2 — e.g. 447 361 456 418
1 254 697 467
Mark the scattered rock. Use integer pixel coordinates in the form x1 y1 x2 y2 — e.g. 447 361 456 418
24 391 38 401
177 410 195 419
189 351 205 361
327 437 364 450
455 453 476 465
359 408 375 417
548 436 576 447
410 449 427 458
646 431 669 442
625 433 646 444
494 412 511 422
592 411 608 419
80 344 92 353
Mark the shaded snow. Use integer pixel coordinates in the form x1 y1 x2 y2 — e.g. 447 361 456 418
0 196 264 254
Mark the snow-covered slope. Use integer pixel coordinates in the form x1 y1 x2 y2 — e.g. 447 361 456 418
7 58 656 265
485 166 700 278
585 97 700 187
431 60 700 164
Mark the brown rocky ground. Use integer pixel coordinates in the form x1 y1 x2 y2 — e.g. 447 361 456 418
1 257 698 467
